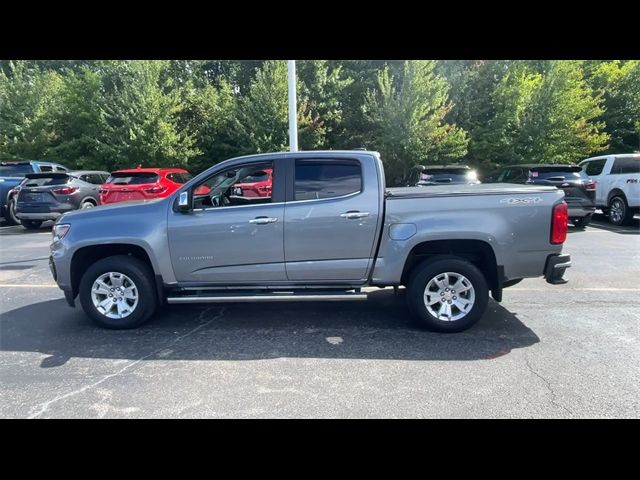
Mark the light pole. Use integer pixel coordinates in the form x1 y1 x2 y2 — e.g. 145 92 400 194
287 60 298 152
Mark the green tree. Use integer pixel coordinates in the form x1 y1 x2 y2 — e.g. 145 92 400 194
227 60 325 155
586 60 640 153
0 61 64 160
519 60 609 163
362 61 468 185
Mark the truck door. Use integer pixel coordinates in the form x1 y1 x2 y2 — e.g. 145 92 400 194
284 157 381 281
167 159 287 284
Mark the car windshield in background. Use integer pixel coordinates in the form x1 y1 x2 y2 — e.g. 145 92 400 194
22 174 70 187
107 172 160 185
240 171 270 183
0 164 32 177
419 168 474 184
528 167 588 181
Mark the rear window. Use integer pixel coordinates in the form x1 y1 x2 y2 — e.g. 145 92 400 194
528 166 588 181
241 170 270 183
419 168 473 184
295 160 362 201
0 163 32 177
611 157 640 174
106 172 159 185
22 175 70 187
166 172 192 184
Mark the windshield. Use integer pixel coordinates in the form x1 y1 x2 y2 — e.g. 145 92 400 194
418 168 477 184
106 172 159 185
0 164 32 177
23 175 70 187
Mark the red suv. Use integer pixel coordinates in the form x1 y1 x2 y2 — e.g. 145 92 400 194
232 167 273 198
99 168 192 205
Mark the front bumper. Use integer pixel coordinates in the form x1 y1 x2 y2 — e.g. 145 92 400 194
49 255 75 307
544 254 571 285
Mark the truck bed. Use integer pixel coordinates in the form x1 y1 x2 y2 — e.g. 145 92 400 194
386 183 558 198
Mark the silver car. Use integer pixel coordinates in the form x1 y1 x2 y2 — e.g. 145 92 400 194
15 170 110 229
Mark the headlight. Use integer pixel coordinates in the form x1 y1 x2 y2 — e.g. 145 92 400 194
466 170 478 181
52 223 70 241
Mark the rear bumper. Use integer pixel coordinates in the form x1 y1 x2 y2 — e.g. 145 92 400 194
16 211 64 221
567 205 595 218
544 254 571 285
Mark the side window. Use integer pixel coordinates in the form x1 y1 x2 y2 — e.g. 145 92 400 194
100 174 109 183
583 159 606 176
611 157 640 175
39 165 53 172
86 174 104 185
510 168 526 183
294 160 362 201
192 162 274 209
78 174 90 183
496 169 509 182
55 165 68 172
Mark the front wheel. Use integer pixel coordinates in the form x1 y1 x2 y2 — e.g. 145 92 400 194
78 255 158 329
21 220 43 230
406 257 489 333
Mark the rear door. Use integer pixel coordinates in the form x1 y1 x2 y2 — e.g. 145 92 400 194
581 158 608 205
283 157 380 282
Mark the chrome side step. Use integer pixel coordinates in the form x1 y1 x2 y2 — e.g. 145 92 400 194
167 293 368 304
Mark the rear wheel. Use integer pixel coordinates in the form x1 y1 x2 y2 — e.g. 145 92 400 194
609 196 634 226
78 255 158 329
20 220 43 230
6 198 19 225
80 200 95 209
406 257 489 333
572 215 592 228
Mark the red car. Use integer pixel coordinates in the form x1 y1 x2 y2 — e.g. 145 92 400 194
99 168 192 205
232 167 273 198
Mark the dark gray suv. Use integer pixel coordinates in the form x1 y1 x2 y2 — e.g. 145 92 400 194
15 170 109 229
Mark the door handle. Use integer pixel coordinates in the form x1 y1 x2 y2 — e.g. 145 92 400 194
340 211 370 219
249 216 278 225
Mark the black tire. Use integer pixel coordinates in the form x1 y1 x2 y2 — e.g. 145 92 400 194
572 215 592 229
20 220 43 230
608 195 634 226
5 197 19 225
78 255 158 329
80 200 96 209
406 256 489 333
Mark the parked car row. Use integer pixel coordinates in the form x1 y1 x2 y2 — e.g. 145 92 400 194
411 153 639 227
1 154 638 229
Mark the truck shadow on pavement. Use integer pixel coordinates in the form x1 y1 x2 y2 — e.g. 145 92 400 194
1 290 540 367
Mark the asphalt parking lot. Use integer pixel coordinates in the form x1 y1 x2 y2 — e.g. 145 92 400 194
1 213 639 418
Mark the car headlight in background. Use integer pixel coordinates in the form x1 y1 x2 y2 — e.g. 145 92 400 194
52 223 70 242
466 170 478 181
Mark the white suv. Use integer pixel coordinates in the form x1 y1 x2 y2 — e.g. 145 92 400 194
579 154 640 226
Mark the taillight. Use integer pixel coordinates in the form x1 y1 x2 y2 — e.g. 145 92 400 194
551 202 568 244
585 180 597 191
143 185 167 194
52 186 78 195
99 188 107 194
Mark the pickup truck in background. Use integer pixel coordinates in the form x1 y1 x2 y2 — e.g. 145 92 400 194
0 161 70 225
578 154 640 226
49 150 571 332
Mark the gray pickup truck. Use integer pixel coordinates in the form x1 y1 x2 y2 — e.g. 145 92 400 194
49 150 571 332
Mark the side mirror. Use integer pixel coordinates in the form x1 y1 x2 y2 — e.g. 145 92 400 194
176 190 191 213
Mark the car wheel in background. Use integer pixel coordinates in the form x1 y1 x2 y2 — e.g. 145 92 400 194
81 200 96 209
406 256 489 333
78 255 158 329
608 196 634 226
20 220 43 230
6 198 19 225
572 215 592 229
